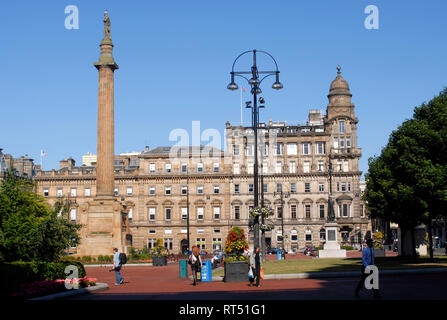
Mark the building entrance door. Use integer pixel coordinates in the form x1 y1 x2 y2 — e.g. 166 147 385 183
180 239 189 254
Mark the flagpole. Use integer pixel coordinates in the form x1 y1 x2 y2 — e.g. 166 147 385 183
240 87 244 125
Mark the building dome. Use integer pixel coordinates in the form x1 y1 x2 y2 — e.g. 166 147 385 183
328 65 352 97
327 65 352 108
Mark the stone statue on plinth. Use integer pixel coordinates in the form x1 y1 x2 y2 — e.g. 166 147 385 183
104 10 111 40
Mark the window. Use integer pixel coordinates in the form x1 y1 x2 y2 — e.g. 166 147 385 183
361 204 365 217
214 162 219 172
289 161 296 173
213 207 220 220
70 208 77 221
234 184 240 194
275 143 283 155
348 182 351 192
318 160 324 172
339 121 345 134
263 143 269 156
305 230 312 242
334 137 339 151
165 186 171 195
340 204 350 217
305 183 310 193
291 183 296 193
128 208 133 220
149 186 155 195
346 136 351 152
319 183 325 192
263 184 268 193
340 138 345 153
276 183 282 193
246 144 254 156
149 163 155 173
320 229 326 241
164 238 173 250
197 186 203 194
114 188 119 196
43 188 49 197
71 188 77 197
276 162 282 174
234 206 240 220
196 238 206 250
341 182 346 192
181 207 188 220
127 187 133 196
181 186 187 195
182 163 187 173
248 162 254 174
248 184 254 194
85 188 91 197
277 206 283 219
305 205 311 219
212 238 222 251
165 163 171 173
338 160 343 172
147 238 156 249
197 162 203 173
303 161 310 173
165 207 172 220
291 232 298 242
291 205 297 219
233 163 240 174
287 143 297 155
197 207 204 220
214 186 220 194
316 142 325 155
149 208 156 221
302 142 311 155
262 161 268 174
57 188 63 197
343 160 349 172
233 144 240 156
319 205 325 219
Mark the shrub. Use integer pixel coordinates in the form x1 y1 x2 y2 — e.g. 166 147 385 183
341 246 354 251
1 260 86 297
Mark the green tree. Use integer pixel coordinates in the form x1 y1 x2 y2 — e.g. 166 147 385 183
0 170 81 262
364 88 447 258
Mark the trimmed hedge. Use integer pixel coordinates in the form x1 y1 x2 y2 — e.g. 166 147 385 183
1 260 86 297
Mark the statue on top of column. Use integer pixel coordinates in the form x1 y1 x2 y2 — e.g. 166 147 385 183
104 10 111 40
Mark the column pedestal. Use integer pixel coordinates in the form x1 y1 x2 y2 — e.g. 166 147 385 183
319 222 346 258
76 197 128 256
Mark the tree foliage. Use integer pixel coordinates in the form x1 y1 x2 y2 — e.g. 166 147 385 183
364 88 447 256
0 171 81 262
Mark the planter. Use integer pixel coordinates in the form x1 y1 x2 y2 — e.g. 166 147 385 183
224 261 249 282
152 255 167 266
374 247 386 257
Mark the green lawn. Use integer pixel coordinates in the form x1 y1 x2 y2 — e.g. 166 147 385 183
213 256 447 276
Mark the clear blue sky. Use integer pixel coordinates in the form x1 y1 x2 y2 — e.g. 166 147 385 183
1 0 446 176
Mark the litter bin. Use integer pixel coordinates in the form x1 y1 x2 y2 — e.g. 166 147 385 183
179 260 188 278
201 261 212 282
277 251 282 260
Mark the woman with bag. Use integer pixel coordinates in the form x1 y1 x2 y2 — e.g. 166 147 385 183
189 245 202 286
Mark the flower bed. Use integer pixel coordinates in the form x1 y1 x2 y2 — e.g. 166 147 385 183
11 277 97 299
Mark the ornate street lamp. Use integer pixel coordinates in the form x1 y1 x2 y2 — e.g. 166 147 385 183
227 50 283 252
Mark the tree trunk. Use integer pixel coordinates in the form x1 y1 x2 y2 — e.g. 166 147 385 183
428 220 434 261
411 228 417 257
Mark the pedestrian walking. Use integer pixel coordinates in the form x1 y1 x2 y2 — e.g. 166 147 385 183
355 238 381 298
188 245 202 286
113 248 124 285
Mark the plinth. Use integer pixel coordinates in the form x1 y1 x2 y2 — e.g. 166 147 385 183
76 196 127 256
318 222 346 258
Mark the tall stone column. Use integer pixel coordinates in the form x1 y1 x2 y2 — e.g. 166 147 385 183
77 11 126 256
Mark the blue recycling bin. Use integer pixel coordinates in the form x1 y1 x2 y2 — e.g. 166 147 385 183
277 251 282 260
201 261 212 282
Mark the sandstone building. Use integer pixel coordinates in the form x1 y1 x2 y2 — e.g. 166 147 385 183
34 67 370 255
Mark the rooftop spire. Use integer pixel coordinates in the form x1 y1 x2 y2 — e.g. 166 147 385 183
337 64 341 75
